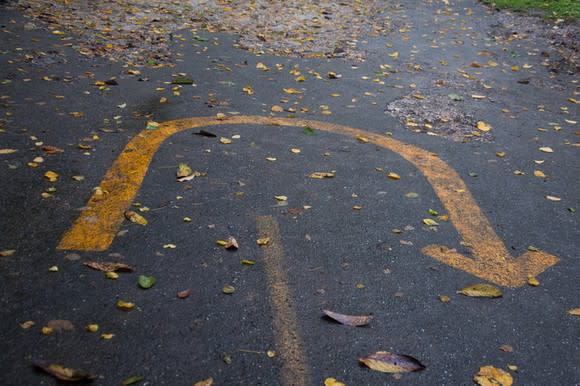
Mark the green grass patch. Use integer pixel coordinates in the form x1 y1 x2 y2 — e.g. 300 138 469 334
482 0 580 19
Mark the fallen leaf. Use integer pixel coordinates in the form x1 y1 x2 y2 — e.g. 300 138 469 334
256 62 269 71
474 365 513 386
567 308 580 316
457 284 502 298
0 148 18 155
405 192 419 199
257 237 271 246
242 85 254 95
322 309 372 326
33 360 96 382
275 195 288 201
20 320 35 329
117 300 135 310
477 121 492 132
308 172 335 179
303 126 314 135
222 285 235 294
545 195 561 202
387 172 400 180
241 259 255 266
359 351 425 373
0 249 16 257
171 76 194 85
448 93 464 101
101 333 114 340
539 146 553 153
124 211 147 225
177 289 191 299
439 295 450 303
290 148 301 154
353 205 362 210
220 137 233 144
271 105 284 113
44 171 58 182
138 275 156 289
85 324 99 333
122 375 145 385
527 276 540 286
83 261 134 272
176 163 193 178
499 344 513 353
324 377 345 386
283 87 302 94
194 378 214 386
356 134 369 143
423 218 439 226
534 170 547 178
105 271 119 280
47 319 74 332
224 236 239 250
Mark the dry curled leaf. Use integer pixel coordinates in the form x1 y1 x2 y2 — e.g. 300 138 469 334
324 377 345 386
117 300 135 310
499 344 513 353
194 378 214 386
83 261 134 272
257 237 271 246
124 210 147 225
359 351 425 373
567 308 580 316
322 309 372 326
308 172 335 179
224 236 239 250
33 360 96 382
474 365 513 386
458 284 502 298
177 289 191 299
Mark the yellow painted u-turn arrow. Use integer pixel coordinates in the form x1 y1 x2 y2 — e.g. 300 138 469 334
57 115 558 287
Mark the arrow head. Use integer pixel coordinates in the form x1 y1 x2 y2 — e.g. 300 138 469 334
422 245 559 288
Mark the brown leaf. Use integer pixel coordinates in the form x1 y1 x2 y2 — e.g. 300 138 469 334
194 377 213 386
499 344 513 353
322 309 372 326
359 351 425 373
124 210 148 225
177 289 191 299
224 236 239 250
83 261 134 272
46 319 75 332
33 360 96 382
474 365 513 386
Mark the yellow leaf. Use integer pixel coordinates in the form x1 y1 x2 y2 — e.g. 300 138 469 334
567 308 580 316
20 320 35 329
0 148 18 155
274 195 288 201
387 172 400 180
476 121 492 132
256 62 269 71
359 351 425 373
471 95 487 100
222 285 235 294
308 172 335 179
216 113 227 120
423 218 439 226
356 134 369 143
567 98 579 104
0 249 16 257
534 170 546 178
257 237 270 246
283 87 302 94
124 211 147 225
85 324 99 333
101 333 114 340
527 276 540 286
242 85 254 95
194 378 214 386
290 148 301 154
295 75 306 82
176 163 193 178
353 205 362 210
458 284 502 298
388 51 399 59
474 365 513 386
545 195 561 202
44 171 59 182
511 65 520 72
219 137 232 144
271 105 284 112
324 378 345 386
42 326 53 335
266 157 277 162
116 300 135 310
539 146 553 153
439 295 450 303
496 151 506 158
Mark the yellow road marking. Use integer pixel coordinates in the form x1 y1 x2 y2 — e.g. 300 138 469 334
57 115 559 287
256 216 310 385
